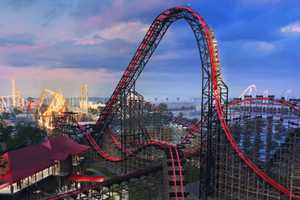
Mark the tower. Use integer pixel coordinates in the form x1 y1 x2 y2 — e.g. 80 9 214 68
11 79 16 108
80 84 88 114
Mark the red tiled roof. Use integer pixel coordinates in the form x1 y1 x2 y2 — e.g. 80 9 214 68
0 135 90 184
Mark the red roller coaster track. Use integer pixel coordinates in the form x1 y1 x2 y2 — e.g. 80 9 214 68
49 6 300 199
90 6 299 199
228 97 300 115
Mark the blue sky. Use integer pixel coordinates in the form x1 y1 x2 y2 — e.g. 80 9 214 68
0 0 299 100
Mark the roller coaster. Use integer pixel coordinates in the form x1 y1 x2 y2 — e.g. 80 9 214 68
12 6 300 200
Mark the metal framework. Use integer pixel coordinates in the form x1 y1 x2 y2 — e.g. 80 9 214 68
10 6 300 200
82 6 300 200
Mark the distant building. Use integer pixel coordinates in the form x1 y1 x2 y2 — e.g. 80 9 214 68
0 135 90 199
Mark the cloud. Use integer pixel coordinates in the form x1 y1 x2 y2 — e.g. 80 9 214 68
99 21 148 42
75 21 148 45
240 0 281 6
255 41 276 53
0 33 35 47
227 40 277 55
152 49 195 61
0 0 299 99
74 35 104 46
281 21 300 34
0 65 120 97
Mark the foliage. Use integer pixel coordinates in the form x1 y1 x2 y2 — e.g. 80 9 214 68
158 103 168 112
0 122 46 153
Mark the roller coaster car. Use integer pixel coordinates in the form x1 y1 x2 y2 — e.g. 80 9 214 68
233 98 242 101
288 121 299 126
242 115 250 119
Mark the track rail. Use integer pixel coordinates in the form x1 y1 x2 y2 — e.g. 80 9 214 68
53 6 299 199
208 30 300 200
44 165 162 200
229 97 300 114
94 6 299 199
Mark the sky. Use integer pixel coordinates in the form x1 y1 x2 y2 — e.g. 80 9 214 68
0 0 299 101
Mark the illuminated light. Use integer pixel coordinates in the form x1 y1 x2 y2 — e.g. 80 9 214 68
46 6 300 200
37 89 67 131
69 175 105 183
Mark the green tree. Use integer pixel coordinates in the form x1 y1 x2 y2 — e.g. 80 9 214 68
0 123 46 152
158 103 168 112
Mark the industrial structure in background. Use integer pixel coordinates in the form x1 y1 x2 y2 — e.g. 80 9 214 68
239 84 257 98
0 6 300 200
0 79 25 113
79 84 88 114
37 89 67 130
0 78 105 132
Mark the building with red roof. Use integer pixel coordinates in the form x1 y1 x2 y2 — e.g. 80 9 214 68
0 135 90 198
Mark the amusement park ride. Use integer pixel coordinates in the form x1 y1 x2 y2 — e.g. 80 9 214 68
1 6 300 200
0 79 25 113
0 84 91 131
37 89 67 130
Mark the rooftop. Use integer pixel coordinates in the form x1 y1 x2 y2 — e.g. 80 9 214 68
0 135 90 184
